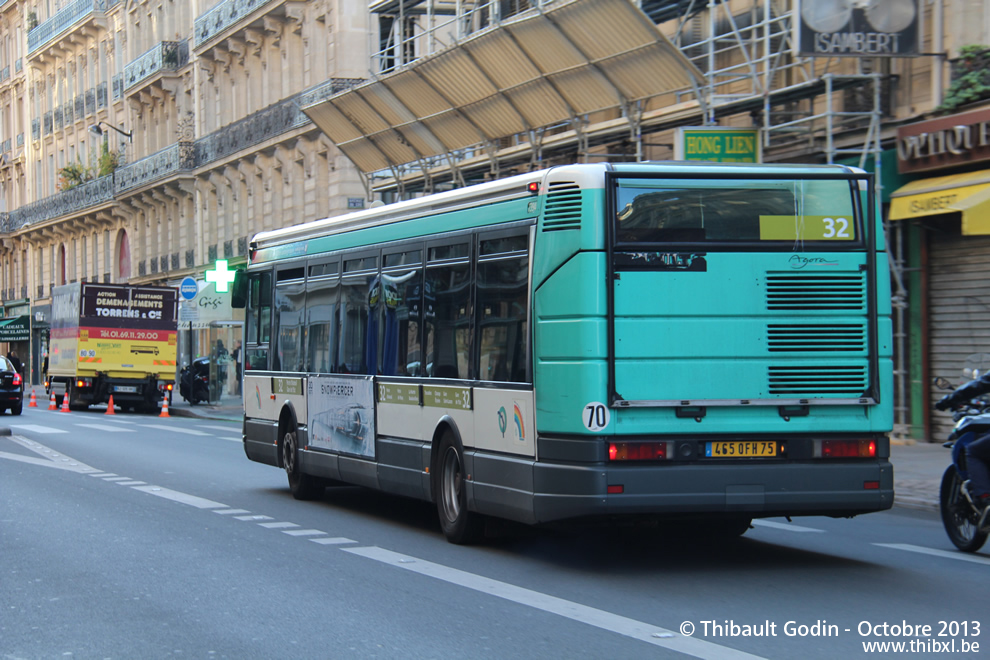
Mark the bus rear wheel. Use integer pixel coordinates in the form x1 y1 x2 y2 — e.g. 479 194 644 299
435 431 483 544
282 427 323 501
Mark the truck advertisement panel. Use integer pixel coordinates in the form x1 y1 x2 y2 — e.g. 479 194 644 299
50 283 178 378
49 283 81 377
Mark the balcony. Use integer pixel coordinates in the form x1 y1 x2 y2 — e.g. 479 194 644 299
196 78 361 166
7 174 114 230
124 41 189 94
194 0 278 50
27 0 121 57
115 142 196 195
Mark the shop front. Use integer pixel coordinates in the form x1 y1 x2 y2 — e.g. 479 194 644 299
0 301 31 381
889 105 990 441
176 277 244 405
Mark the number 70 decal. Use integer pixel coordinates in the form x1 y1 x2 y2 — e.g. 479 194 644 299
583 402 611 432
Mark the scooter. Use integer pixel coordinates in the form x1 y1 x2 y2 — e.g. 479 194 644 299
179 357 211 405
934 353 990 553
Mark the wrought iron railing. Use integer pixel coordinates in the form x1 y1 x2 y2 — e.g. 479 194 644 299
114 142 196 194
7 175 114 230
27 0 121 55
197 78 362 166
4 79 363 236
194 0 276 49
124 41 189 92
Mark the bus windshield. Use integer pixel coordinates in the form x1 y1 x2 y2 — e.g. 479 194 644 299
614 177 860 246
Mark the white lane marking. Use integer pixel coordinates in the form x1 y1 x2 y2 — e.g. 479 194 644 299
343 546 765 660
0 437 95 472
130 485 228 509
259 521 299 529
89 473 117 477
116 481 147 486
235 515 273 521
751 520 825 533
135 424 209 436
0 451 85 471
74 423 135 433
310 537 357 545
875 543 990 566
283 529 326 537
9 424 68 434
218 437 242 443
103 476 133 481
213 509 251 515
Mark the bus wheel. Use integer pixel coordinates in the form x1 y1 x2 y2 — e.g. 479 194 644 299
435 431 483 544
282 427 323 501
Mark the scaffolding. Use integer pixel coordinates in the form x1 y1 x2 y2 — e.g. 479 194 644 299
364 0 885 193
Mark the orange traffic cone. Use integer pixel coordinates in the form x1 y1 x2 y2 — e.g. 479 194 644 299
159 393 170 418
48 391 57 410
60 394 70 412
106 395 116 415
28 389 37 407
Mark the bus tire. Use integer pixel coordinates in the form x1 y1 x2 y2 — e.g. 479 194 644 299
282 426 323 501
435 430 483 545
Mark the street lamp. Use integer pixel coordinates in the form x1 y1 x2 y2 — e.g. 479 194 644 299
89 121 133 142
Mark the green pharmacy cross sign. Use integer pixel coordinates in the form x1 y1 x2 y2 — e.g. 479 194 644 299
205 260 236 293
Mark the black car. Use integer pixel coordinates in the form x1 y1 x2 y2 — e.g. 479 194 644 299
0 356 24 415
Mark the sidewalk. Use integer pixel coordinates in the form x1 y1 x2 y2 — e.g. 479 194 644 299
164 395 947 512
168 393 244 423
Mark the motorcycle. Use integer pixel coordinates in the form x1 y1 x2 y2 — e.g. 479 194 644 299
179 357 211 406
934 353 990 553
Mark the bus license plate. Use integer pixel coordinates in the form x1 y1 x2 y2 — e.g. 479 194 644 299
114 386 138 393
706 441 777 458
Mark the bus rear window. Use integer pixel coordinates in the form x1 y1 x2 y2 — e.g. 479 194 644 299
614 177 859 246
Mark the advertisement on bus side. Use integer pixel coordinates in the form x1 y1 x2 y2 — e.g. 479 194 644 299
307 374 375 459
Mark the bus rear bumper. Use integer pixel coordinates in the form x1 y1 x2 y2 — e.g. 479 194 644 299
523 459 894 524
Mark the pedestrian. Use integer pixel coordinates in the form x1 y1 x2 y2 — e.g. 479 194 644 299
232 340 242 395
213 339 228 392
7 349 22 377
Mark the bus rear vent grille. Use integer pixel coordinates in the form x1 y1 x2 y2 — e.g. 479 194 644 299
768 365 868 396
766 272 866 311
767 324 866 352
542 181 582 232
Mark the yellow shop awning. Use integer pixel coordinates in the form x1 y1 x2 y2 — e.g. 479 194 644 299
889 169 990 234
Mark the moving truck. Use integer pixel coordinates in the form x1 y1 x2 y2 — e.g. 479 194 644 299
48 282 178 411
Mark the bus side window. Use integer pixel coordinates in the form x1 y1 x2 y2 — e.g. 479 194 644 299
306 266 339 375
275 280 306 373
478 235 529 383
425 250 473 380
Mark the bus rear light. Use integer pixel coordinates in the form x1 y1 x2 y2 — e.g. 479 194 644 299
527 181 539 193
607 485 624 494
863 481 880 490
820 439 876 458
609 441 669 461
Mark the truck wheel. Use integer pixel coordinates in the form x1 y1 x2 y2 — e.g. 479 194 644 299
282 427 323 500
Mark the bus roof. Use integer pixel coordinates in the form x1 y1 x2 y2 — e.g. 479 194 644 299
250 161 863 254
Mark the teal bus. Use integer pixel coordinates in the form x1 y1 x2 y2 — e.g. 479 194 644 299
238 162 893 544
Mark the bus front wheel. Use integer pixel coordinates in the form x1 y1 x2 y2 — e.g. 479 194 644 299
282 427 323 501
435 431 483 545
